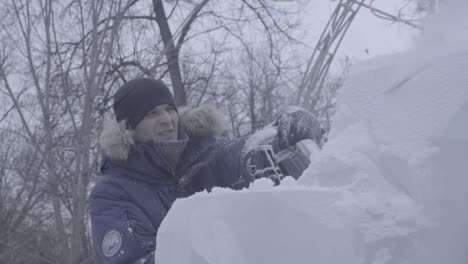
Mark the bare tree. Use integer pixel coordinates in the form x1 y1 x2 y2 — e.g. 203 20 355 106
1 0 134 263
0 0 316 263
68 0 133 262
121 0 301 106
152 0 210 106
0 131 53 263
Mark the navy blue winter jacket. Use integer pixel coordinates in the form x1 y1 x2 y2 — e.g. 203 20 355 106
89 106 244 264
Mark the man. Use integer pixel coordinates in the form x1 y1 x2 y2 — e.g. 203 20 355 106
89 78 323 263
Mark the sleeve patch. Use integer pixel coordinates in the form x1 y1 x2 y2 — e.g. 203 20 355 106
102 230 122 257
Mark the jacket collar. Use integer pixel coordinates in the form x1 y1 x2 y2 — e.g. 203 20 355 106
100 137 188 184
99 105 228 184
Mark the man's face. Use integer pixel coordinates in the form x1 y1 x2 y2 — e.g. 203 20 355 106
133 104 178 142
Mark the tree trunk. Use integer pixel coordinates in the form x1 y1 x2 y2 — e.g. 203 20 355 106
153 0 186 106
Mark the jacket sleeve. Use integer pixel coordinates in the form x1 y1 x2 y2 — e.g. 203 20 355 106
216 137 245 189
89 178 158 264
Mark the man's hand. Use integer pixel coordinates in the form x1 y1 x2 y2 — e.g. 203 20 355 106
274 106 323 150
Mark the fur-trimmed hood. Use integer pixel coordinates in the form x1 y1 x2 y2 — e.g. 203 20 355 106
100 104 227 160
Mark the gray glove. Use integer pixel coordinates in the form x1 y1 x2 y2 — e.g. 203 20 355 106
273 106 323 150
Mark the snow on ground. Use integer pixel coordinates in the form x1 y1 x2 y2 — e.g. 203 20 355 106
156 2 468 263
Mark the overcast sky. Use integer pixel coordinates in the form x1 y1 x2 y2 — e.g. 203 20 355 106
295 0 420 64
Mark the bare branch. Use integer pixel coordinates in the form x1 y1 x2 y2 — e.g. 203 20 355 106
175 0 210 51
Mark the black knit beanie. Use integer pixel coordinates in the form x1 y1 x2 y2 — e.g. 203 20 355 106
113 78 177 129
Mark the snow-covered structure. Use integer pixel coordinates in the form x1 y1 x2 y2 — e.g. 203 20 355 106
155 2 468 263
